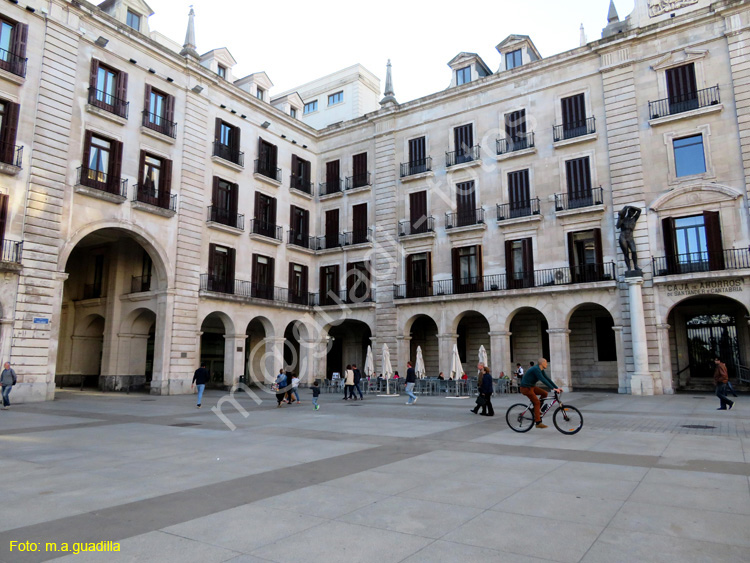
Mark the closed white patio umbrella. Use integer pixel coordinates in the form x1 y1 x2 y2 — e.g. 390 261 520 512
379 343 398 396
450 344 463 380
415 345 426 379
478 345 488 374
364 345 375 378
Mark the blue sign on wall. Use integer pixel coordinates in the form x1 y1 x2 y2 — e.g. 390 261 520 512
33 318 50 325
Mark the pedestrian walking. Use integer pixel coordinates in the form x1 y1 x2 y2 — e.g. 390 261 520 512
191 362 209 409
291 374 301 404
275 370 287 407
471 366 494 416
1 362 17 410
312 380 320 410
405 361 418 405
352 363 364 399
714 357 735 411
343 365 355 400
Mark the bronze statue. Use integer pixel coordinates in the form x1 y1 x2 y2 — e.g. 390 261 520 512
617 206 642 272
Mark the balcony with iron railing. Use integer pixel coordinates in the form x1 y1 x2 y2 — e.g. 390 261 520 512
497 198 541 221
446 208 485 229
393 263 616 299
652 248 750 277
131 275 152 293
290 174 313 194
287 230 318 250
0 141 22 169
207 206 244 231
200 274 316 306
0 239 22 265
496 132 535 155
314 287 376 307
319 178 343 196
317 233 346 251
249 219 283 241
132 185 177 211
554 187 604 212
553 117 596 142
446 145 481 167
648 86 720 120
142 110 177 138
82 284 105 300
213 141 244 167
87 86 129 119
254 159 281 183
400 157 432 178
76 166 128 198
399 217 435 237
345 172 371 190
0 48 27 78
342 228 372 246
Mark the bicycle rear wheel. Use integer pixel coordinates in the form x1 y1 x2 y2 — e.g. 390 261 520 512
552 405 583 435
506 403 534 433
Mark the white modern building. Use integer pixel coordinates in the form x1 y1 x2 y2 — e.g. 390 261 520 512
1 0 750 403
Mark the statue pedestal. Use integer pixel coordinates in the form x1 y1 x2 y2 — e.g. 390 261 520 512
626 276 655 395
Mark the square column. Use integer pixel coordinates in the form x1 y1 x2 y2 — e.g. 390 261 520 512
656 323 674 395
547 328 572 391
612 326 629 394
397 336 412 376
626 276 655 395
488 331 511 376
263 337 286 384
224 334 247 388
438 333 458 377
150 290 174 395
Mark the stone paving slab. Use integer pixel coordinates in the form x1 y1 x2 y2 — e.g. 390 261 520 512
1 391 749 563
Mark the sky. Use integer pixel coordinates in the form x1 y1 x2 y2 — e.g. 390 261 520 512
144 0 636 104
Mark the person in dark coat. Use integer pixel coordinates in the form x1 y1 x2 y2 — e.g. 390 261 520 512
404 362 418 405
714 357 734 410
275 369 288 407
191 362 210 409
352 363 364 399
471 366 494 416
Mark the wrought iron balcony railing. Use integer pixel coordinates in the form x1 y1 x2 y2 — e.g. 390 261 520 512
319 178 343 196
313 287 376 307
87 86 129 118
446 145 481 167
142 110 177 138
342 228 372 246
553 117 595 142
77 166 128 197
648 85 720 120
200 274 316 306
290 174 313 194
497 198 541 221
652 248 750 276
0 239 22 264
400 157 432 177
254 159 281 182
496 132 535 155
317 233 346 250
133 185 177 211
249 219 282 241
0 47 27 77
213 141 244 167
446 208 484 229
345 172 371 190
554 187 603 211
207 206 244 230
287 230 318 250
0 141 22 168
399 217 435 236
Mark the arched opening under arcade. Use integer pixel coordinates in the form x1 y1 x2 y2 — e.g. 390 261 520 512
56 228 167 392
200 312 231 387
668 296 750 390
455 311 491 376
509 307 550 375
408 315 439 377
245 317 271 385
326 320 371 380
568 303 618 389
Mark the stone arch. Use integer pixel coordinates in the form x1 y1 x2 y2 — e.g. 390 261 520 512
200 311 235 336
507 306 550 369
567 302 618 389
564 300 619 327
59 221 173 289
403 312 440 337
649 183 743 212
121 306 158 334
407 314 440 377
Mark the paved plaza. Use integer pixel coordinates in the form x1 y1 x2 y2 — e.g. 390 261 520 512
0 388 749 563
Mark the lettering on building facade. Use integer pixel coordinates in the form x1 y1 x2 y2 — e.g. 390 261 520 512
649 0 700 17
665 278 745 298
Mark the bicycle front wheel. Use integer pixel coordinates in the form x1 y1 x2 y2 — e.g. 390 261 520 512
506 403 535 433
553 405 583 435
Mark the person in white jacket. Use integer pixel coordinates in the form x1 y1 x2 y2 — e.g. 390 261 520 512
291 375 301 404
343 365 356 401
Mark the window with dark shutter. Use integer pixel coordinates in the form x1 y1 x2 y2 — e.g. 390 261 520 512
143 85 175 137
352 153 368 188
289 263 308 305
325 160 340 194
506 238 534 289
565 157 593 208
320 265 340 305
408 137 426 173
561 93 586 132
215 119 241 164
137 151 171 209
208 244 233 294
81 131 122 195
568 229 604 283
0 192 8 250
252 254 274 299
291 155 311 193
0 99 19 166
455 181 476 227
409 191 428 234
508 170 531 218
505 110 527 148
211 178 238 227
666 63 698 112
0 17 28 77
453 124 474 162
325 209 340 249
346 261 371 302
352 203 368 244
258 138 278 179
89 60 128 118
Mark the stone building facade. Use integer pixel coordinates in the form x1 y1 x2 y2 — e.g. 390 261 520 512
2 0 750 403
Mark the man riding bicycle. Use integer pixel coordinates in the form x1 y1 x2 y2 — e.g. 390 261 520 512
519 358 563 429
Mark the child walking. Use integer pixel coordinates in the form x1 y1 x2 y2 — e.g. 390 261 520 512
312 380 320 410
291 374 301 404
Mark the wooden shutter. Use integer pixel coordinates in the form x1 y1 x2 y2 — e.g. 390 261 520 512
410 191 427 228
567 232 576 273
523 238 535 287
456 181 476 225
593 228 604 268
270 143 278 171
231 122 239 150
353 203 367 233
566 157 591 198
268 256 275 287
211 176 220 207
666 63 696 101
110 139 123 191
165 94 175 131
82 130 93 173
226 248 236 293
505 110 527 140
408 137 425 163
353 153 367 177
269 196 277 225
454 124 473 152
137 150 146 191
704 210 725 271
208 243 217 277
508 170 530 207
326 160 339 188
251 253 260 285
451 247 460 291
12 22 28 56
288 262 295 293
0 102 19 164
346 261 355 295
301 209 309 236
254 191 263 221
301 265 308 295
144 84 152 115
405 254 413 295
291 154 298 178
662 217 678 275
160 158 172 207
476 245 484 291
332 265 340 293
0 193 8 247
319 267 325 300
89 59 100 95
562 93 585 127
326 209 339 238
116 70 128 113
230 182 239 216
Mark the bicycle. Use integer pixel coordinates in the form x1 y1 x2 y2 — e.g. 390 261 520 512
505 391 583 435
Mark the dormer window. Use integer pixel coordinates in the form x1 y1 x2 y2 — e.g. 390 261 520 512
126 10 141 31
217 64 226 79
506 49 522 70
256 87 264 101
290 108 297 119
456 66 471 86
